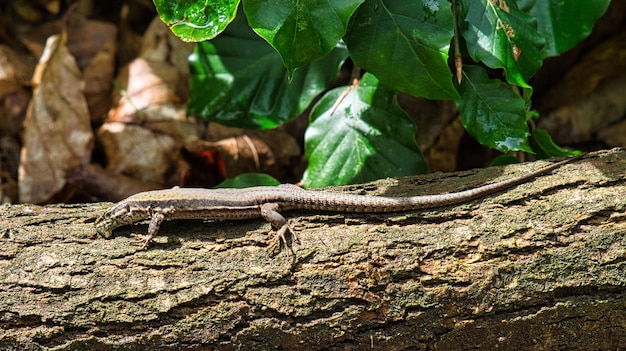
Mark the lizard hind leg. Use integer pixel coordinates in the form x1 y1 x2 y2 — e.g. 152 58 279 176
261 203 299 255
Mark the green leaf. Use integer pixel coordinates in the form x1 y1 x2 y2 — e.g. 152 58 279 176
491 155 522 166
303 73 426 188
188 13 348 129
459 0 545 87
529 128 579 158
456 65 532 153
243 0 364 77
521 0 611 58
215 173 280 188
344 0 459 100
153 0 239 42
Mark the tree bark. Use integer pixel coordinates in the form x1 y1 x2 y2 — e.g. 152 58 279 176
1 149 625 350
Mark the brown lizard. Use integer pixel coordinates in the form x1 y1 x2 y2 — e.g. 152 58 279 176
95 155 583 250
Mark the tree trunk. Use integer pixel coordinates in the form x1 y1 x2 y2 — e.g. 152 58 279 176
1 149 625 350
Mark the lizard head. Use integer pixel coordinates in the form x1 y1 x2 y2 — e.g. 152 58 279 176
95 202 133 238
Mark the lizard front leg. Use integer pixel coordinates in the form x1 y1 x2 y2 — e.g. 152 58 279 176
260 203 298 254
138 206 175 249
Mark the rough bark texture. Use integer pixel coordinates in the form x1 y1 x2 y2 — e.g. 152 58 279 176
1 149 625 350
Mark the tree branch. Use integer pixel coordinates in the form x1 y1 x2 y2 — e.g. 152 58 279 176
1 149 625 350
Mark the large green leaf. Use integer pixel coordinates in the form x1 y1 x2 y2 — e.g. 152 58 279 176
456 65 532 153
529 128 579 158
188 13 348 129
303 73 426 188
215 173 280 188
520 0 611 58
344 0 459 100
459 0 545 87
243 0 364 77
152 0 239 41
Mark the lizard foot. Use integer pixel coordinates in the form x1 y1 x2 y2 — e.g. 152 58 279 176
130 233 153 250
266 224 300 255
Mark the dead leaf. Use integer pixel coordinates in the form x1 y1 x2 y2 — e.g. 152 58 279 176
107 17 193 125
538 30 626 144
0 45 36 86
0 45 35 136
0 136 20 203
107 58 184 123
200 124 302 180
68 163 161 202
0 47 35 202
20 13 117 123
80 21 117 123
99 17 195 188
139 15 193 79
18 30 93 204
20 13 115 70
97 122 184 186
0 79 30 136
597 115 626 147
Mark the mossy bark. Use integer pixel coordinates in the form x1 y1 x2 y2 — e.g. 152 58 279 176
1 149 625 350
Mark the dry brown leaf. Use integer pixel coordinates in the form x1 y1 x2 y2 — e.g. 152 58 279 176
0 45 36 86
117 4 143 67
142 104 199 143
139 16 193 79
97 122 184 186
68 163 161 202
83 46 116 123
107 58 183 123
0 45 35 137
597 117 626 147
0 48 33 202
0 136 20 203
99 17 195 188
80 21 116 123
20 13 117 123
20 13 115 70
0 79 30 136
18 30 93 204
107 17 193 124
538 30 626 144
201 124 302 179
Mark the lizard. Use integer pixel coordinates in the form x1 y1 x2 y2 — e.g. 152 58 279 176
95 154 583 251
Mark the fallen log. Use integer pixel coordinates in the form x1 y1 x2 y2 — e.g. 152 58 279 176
0 149 624 350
